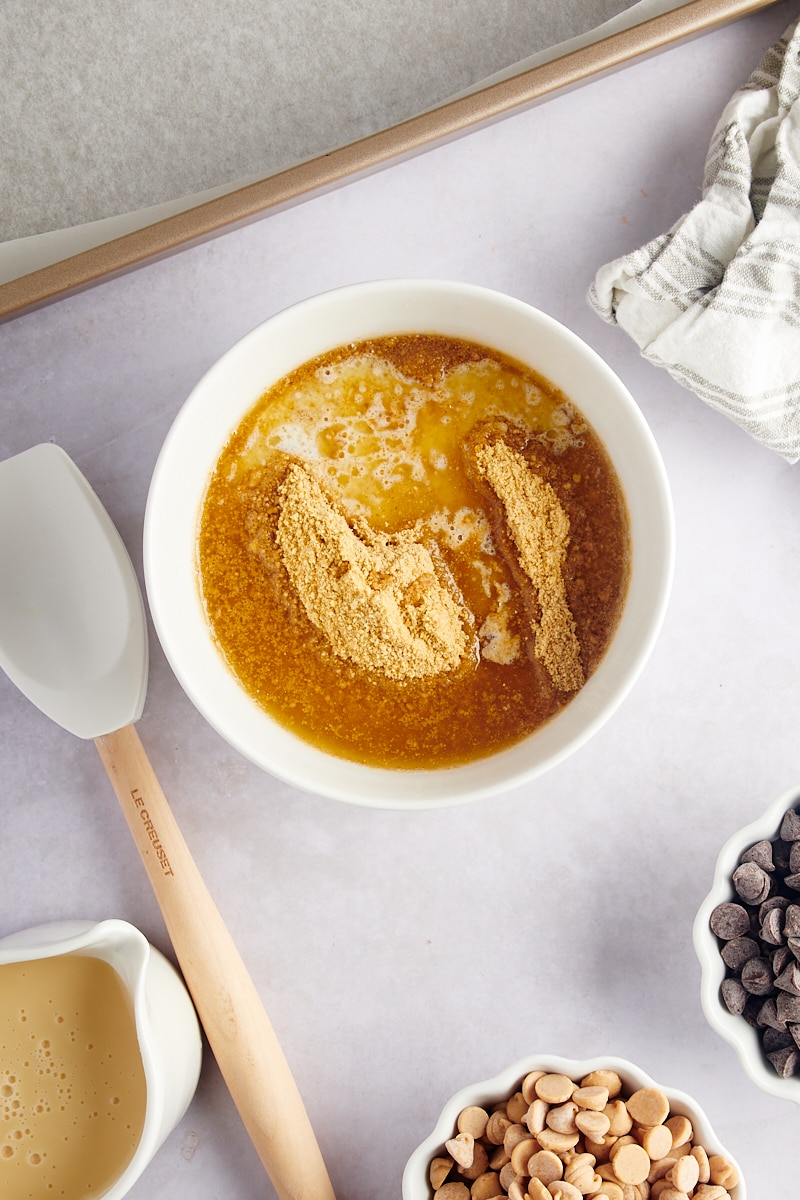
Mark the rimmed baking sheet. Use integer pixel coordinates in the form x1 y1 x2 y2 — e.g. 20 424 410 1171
0 0 781 321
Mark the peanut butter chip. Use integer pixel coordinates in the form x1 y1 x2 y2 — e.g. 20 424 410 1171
521 1071 547 1103
548 1182 582 1200
485 1112 512 1145
458 1106 490 1139
647 1157 677 1184
498 1163 520 1192
669 1154 700 1193
527 1150 563 1185
488 1146 510 1172
691 1145 710 1183
708 1155 739 1189
534 1073 575 1105
640 1123 672 1161
436 1184 470 1200
605 1100 633 1136
526 1180 550 1200
611 1143 651 1185
575 1109 610 1139
625 1088 670 1128
546 1101 578 1134
459 1142 489 1181
509 1137 539 1176
471 1171 504 1199
573 1085 609 1111
502 1124 529 1155
424 1161 450 1190
506 1092 529 1123
526 1098 549 1135
276 463 471 680
564 1153 601 1193
431 1157 453 1189
535 1128 580 1154
599 1163 622 1182
581 1070 623 1098
472 440 584 692
595 1186 625 1200
446 1133 475 1168
664 1115 693 1149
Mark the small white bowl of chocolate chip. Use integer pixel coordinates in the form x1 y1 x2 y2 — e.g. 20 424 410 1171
694 784 800 1103
401 1053 744 1199
144 279 674 807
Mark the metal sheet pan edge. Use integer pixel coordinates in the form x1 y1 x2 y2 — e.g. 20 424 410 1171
0 0 779 323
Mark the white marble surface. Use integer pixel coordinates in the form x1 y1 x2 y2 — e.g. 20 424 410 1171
2 3 799 1196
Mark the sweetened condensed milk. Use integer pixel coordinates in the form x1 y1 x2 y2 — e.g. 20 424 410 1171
1 954 146 1199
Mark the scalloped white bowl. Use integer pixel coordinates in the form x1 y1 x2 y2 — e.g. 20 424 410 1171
401 1052 744 1199
145 279 674 808
694 784 800 1106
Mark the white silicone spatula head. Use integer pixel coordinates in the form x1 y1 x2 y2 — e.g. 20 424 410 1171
0 443 147 737
0 443 336 1200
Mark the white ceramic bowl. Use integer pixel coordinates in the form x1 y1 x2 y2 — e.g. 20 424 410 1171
144 279 674 808
401 1053 744 1199
694 784 800 1105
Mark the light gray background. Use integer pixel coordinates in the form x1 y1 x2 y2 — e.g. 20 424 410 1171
1 2 798 1198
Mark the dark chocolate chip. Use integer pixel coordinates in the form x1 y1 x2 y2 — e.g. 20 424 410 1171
777 992 800 1024
757 997 784 1029
721 937 761 971
763 1026 794 1051
775 961 800 996
787 937 800 962
785 905 800 938
743 994 763 1026
773 945 794 976
774 839 792 871
710 902 753 940
767 1045 800 1078
790 842 800 873
742 839 775 871
790 1024 800 1051
741 956 777 995
733 861 772 904
721 978 747 1015
760 906 787 946
784 872 800 891
780 808 800 842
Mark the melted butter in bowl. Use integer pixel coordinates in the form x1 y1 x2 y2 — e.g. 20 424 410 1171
145 280 674 806
197 334 630 769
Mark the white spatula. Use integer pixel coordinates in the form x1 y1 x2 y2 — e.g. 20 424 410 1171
0 443 336 1200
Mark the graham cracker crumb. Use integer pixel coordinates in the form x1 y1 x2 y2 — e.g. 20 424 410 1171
472 438 585 692
276 463 471 680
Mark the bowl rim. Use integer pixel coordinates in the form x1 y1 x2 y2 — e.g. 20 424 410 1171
401 1051 744 1199
693 783 800 1105
144 278 675 808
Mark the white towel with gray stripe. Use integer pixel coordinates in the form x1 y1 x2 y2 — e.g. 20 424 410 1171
588 16 800 463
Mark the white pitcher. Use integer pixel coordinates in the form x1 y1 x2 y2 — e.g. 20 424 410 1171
0 918 202 1199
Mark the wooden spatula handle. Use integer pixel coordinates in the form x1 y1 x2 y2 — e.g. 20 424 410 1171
95 723 336 1200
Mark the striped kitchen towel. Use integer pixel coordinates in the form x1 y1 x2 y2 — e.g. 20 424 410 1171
589 15 800 463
